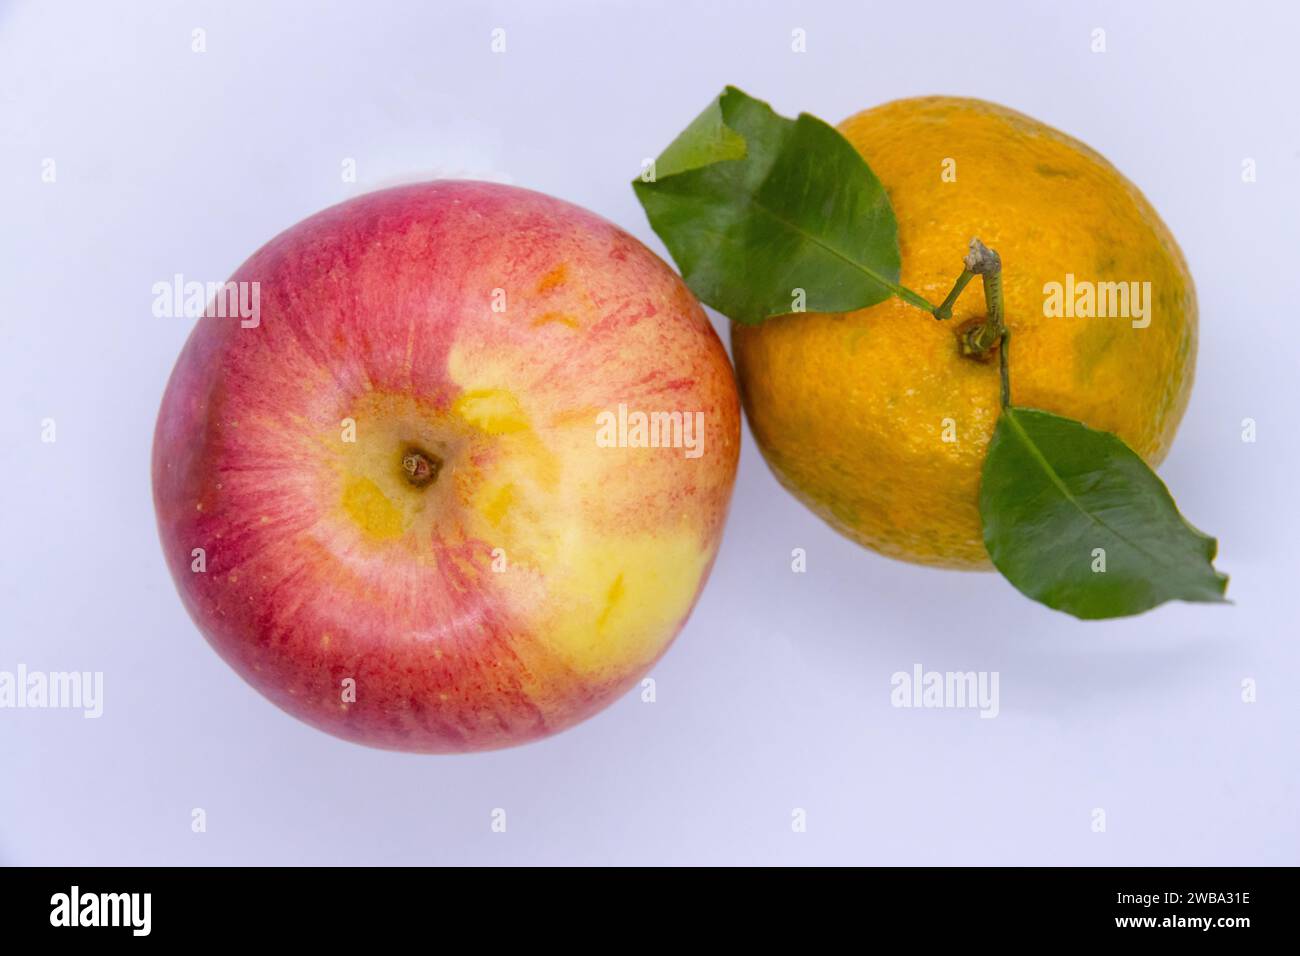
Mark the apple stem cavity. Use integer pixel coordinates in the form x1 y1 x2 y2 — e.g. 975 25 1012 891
401 446 442 488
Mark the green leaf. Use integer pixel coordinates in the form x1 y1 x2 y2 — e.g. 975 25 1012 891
980 407 1228 619
653 95 748 178
632 86 930 325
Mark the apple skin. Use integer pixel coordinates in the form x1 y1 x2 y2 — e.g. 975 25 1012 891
152 181 740 753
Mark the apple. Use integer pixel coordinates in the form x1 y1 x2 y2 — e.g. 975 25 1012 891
152 181 740 753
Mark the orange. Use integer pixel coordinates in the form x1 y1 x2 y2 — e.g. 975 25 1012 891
731 97 1197 569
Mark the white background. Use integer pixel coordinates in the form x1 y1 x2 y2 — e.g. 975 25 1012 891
1 0 1296 864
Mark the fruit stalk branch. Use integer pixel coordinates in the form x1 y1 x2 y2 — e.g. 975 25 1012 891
997 327 1011 407
961 238 1003 343
958 238 1011 405
897 239 1010 401
932 268 976 321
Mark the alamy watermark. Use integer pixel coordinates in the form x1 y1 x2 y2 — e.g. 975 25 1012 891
152 273 260 328
596 403 705 459
0 665 103 718
1043 274 1151 328
891 663 999 718
50 886 150 936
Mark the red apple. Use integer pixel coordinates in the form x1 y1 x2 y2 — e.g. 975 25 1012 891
153 181 740 752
